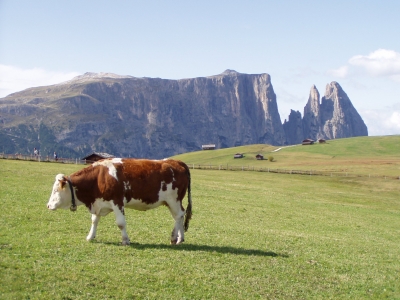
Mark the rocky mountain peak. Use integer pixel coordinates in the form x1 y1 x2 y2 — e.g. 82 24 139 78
65 72 134 84
320 81 367 139
221 69 240 76
304 85 320 116
324 81 342 97
302 85 322 141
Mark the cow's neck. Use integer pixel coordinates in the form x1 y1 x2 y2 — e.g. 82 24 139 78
69 170 98 210
66 176 77 211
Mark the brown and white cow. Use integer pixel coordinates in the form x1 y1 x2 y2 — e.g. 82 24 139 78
47 158 192 245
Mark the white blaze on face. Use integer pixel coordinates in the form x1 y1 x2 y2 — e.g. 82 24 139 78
93 158 123 180
47 174 71 210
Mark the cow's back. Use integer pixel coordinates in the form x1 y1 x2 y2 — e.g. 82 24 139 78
120 159 189 205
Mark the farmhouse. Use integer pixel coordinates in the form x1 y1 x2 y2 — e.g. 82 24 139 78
234 153 243 159
202 144 216 150
82 152 115 163
256 154 264 160
302 139 315 145
318 138 326 143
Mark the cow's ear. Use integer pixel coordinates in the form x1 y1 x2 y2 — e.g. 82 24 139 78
59 176 67 189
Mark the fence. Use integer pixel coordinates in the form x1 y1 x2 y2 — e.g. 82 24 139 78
1 154 398 180
0 153 86 165
187 163 400 180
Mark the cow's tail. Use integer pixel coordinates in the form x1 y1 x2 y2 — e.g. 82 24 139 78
184 167 192 232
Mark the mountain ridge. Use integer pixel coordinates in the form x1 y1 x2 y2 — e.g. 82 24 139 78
0 70 368 158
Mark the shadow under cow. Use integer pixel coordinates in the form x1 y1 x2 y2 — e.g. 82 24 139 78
93 241 289 258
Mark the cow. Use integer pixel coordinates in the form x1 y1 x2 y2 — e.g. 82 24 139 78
47 158 192 245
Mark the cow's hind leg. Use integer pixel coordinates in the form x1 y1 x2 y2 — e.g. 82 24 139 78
87 214 100 241
112 203 130 245
167 201 185 245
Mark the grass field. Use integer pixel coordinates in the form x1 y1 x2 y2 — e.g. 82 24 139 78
1 136 400 299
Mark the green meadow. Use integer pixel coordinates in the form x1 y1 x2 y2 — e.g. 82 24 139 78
1 136 399 299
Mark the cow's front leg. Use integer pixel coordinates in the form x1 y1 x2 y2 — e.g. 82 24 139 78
86 213 101 241
112 203 130 245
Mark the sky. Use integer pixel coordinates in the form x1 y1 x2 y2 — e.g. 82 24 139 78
1 0 400 136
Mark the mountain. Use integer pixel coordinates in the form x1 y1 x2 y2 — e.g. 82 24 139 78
0 71 367 158
283 82 368 145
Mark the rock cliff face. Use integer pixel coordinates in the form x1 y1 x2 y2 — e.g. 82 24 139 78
283 82 368 144
282 110 303 145
0 70 286 158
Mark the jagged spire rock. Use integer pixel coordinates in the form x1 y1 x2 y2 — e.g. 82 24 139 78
320 82 368 139
283 110 303 145
303 85 322 140
283 82 368 144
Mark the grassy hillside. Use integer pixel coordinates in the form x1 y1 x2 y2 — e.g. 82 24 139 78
0 159 399 299
173 135 400 177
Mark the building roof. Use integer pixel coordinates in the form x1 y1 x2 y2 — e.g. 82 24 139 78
81 152 115 160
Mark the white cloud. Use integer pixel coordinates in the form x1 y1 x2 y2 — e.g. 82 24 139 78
349 49 400 80
386 111 400 129
361 107 400 136
0 65 80 98
327 65 348 78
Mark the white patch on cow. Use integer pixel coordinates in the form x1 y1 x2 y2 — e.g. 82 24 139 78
169 168 175 181
159 181 178 203
124 197 164 211
123 181 131 192
92 158 123 180
90 198 113 216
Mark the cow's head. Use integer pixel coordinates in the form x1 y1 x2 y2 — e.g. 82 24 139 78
47 174 72 210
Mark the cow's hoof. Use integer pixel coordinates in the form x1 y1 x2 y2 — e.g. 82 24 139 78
176 238 184 245
86 236 95 241
122 240 130 246
170 239 178 245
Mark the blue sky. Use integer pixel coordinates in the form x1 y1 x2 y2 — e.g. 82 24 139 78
1 0 400 136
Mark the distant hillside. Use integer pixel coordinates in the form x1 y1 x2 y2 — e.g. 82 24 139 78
172 136 400 177
0 70 367 158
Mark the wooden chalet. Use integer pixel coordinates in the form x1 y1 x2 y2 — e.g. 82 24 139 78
256 154 264 160
82 152 115 163
202 144 216 150
234 153 243 159
318 138 326 143
302 139 315 145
